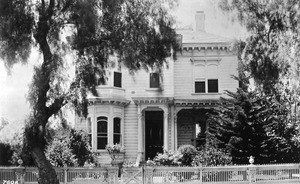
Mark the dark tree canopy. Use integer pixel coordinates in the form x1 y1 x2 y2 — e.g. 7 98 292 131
0 0 178 183
219 0 300 94
209 86 300 164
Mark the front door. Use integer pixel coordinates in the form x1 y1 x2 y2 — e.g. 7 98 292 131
145 111 164 160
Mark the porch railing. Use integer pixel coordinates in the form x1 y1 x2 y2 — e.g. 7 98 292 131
0 163 300 184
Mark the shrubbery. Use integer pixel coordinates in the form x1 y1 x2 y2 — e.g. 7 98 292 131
149 143 232 167
45 129 96 167
45 137 78 167
177 144 197 166
152 150 182 166
192 146 232 167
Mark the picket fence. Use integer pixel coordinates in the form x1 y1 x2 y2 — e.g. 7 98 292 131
1 163 300 184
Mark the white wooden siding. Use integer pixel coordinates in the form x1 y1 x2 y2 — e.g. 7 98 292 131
124 103 139 161
174 55 238 99
177 116 194 147
122 59 174 99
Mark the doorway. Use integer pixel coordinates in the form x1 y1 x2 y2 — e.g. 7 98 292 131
145 111 164 160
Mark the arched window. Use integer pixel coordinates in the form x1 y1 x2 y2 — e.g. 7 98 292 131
113 117 121 144
97 116 108 149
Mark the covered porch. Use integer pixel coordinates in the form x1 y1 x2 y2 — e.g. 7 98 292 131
132 98 219 164
173 99 219 150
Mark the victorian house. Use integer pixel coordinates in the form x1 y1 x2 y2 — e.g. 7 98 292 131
75 11 238 165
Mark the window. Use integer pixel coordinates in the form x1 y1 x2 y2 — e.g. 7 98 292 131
208 79 218 93
87 117 92 146
97 116 108 149
114 72 122 88
194 62 219 93
195 81 205 93
113 117 121 144
150 73 160 88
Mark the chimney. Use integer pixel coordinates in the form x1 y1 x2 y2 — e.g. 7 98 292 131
195 11 205 32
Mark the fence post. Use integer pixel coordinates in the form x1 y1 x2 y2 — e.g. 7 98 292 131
199 165 203 184
144 166 154 184
248 156 256 183
14 167 25 184
108 167 119 184
63 165 68 184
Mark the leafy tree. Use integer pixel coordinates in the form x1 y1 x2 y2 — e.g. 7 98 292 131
0 143 13 165
0 0 178 183
9 132 35 166
219 0 300 94
67 129 95 166
216 1 300 163
45 127 95 167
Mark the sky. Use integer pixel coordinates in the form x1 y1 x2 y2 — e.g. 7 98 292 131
0 0 246 124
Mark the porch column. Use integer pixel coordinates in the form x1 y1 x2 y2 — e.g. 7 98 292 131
137 111 143 153
163 111 169 151
174 112 178 151
136 105 143 166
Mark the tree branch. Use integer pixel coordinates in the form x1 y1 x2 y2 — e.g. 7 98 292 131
48 97 68 116
47 0 55 18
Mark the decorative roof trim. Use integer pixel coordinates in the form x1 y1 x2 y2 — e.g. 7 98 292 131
132 97 174 105
182 45 229 51
190 57 221 63
88 97 131 106
174 99 220 107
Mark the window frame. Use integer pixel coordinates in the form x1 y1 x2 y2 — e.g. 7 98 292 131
87 117 92 146
207 79 219 93
113 71 122 88
113 117 122 144
149 72 160 88
193 61 220 94
194 80 206 93
96 116 108 150
90 115 123 151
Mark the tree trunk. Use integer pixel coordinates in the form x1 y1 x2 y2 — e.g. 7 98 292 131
31 147 59 184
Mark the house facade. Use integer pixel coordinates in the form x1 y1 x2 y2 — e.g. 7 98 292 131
75 11 238 165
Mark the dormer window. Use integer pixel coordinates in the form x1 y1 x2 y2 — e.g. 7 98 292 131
150 73 160 88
